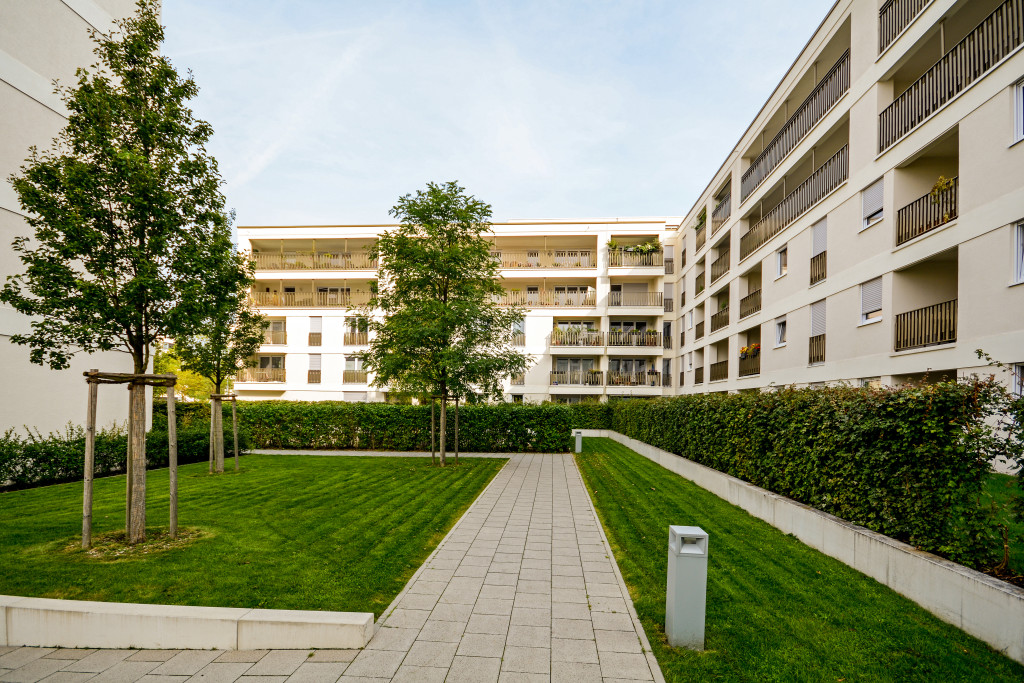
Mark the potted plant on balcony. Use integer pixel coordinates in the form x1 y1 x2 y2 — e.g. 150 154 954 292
551 328 565 345
930 175 956 223
739 345 749 360
751 343 761 357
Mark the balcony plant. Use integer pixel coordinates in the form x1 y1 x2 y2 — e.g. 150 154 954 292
930 175 956 223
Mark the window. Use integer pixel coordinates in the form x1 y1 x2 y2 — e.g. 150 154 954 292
687 311 694 329
861 377 882 389
1015 222 1024 284
811 218 827 257
309 316 322 346
687 353 693 371
1013 364 1024 396
810 300 826 337
663 358 671 376
775 316 787 346
1016 80 1024 142
862 178 884 227
259 355 284 369
308 354 321 383
511 394 524 404
776 245 788 278
860 277 883 323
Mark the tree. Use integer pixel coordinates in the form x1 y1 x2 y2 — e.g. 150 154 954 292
360 181 530 465
0 0 247 542
153 346 214 400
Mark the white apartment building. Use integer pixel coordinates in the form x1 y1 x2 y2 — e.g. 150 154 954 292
239 0 1024 402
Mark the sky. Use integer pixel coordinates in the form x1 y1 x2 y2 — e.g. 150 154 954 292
162 0 831 226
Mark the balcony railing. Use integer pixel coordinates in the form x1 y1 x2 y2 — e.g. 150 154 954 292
695 321 705 340
664 298 674 313
550 370 604 386
879 0 932 53
711 194 731 234
896 176 958 245
740 145 849 260
665 258 674 275
809 334 826 365
664 334 673 350
343 370 368 383
695 272 706 295
344 332 368 345
710 252 730 284
741 50 851 201
709 360 728 382
264 330 287 345
491 249 595 269
608 331 661 347
879 0 1024 151
662 373 672 387
694 366 704 384
512 332 526 346
894 299 957 351
237 368 285 383
740 290 762 319
695 224 707 252
607 371 661 387
711 306 730 333
739 354 760 377
307 369 321 384
810 251 827 285
608 249 664 267
308 332 322 346
252 251 377 271
511 373 525 386
252 291 373 308
497 290 596 307
608 291 664 307
551 329 604 346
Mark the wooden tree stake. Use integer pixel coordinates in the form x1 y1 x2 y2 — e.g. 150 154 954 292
127 381 147 544
167 384 178 539
82 369 98 549
454 397 459 466
430 400 436 466
232 398 239 471
208 405 215 474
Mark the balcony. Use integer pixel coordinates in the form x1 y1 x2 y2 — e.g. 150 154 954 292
709 360 729 382
694 366 704 384
550 370 604 386
695 272 706 295
896 176 958 245
308 332 322 346
264 330 287 345
663 334 672 350
497 290 596 307
607 371 661 387
551 329 604 347
740 146 849 260
809 334 826 365
662 373 672 387
343 370 368 383
511 373 525 386
695 321 705 340
252 251 377 271
695 223 707 252
740 290 762 319
512 332 526 346
491 249 595 269
810 251 827 285
665 258 674 275
307 369 321 384
710 252 730 284
894 299 957 351
344 332 368 345
608 249 664 267
252 291 372 308
711 195 731 234
608 331 661 347
664 298 674 313
739 354 760 377
741 50 851 201
879 0 933 53
879 0 1024 151
237 368 285 383
710 307 730 333
608 292 664 308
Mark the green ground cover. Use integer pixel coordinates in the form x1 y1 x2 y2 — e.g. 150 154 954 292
576 438 1024 682
984 472 1024 576
0 455 504 616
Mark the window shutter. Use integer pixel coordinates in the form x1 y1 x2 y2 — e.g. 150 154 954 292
810 300 826 336
309 317 322 333
1015 223 1024 283
309 354 321 370
811 218 827 256
862 179 884 220
861 277 883 316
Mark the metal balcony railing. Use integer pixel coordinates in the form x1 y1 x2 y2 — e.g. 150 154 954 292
264 330 287 345
664 334 673 350
894 299 957 351
606 371 661 387
739 354 760 377
711 194 732 234
608 331 661 347
711 306 730 333
695 321 705 340
810 251 827 285
879 0 1024 151
608 292 664 307
879 0 933 53
252 251 377 271
344 332 368 345
497 290 597 307
695 223 707 252
896 177 958 245
740 145 849 260
662 373 672 387
307 370 321 384
664 298 674 313
512 332 526 346
491 249 595 269
550 329 604 346
740 290 762 319
709 360 729 382
695 272 706 295
343 370 368 383
809 334 826 365
237 368 286 382
694 366 704 384
741 50 851 201
308 332 322 346
665 258 675 275
511 373 525 386
252 291 372 308
711 252 730 284
608 249 664 267
550 370 604 386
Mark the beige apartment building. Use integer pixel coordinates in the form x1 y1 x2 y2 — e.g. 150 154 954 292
0 0 140 432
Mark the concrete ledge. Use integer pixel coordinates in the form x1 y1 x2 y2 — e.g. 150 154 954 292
1 595 375 650
576 429 1024 665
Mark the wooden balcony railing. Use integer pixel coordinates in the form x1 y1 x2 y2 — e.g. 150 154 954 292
695 321 705 340
709 360 729 382
608 331 661 347
511 373 525 386
307 370 321 384
608 292 664 307
695 224 707 252
740 146 849 260
608 249 664 267
308 332 322 346
809 333 826 364
550 329 604 346
694 366 704 384
894 299 957 351
491 249 595 269
741 50 851 201
550 370 604 386
740 290 762 319
607 371 661 387
665 258 674 275
512 332 526 346
810 251 827 285
739 354 760 377
344 332 368 345
695 272 706 295
711 194 731 234
664 298 674 313
896 176 958 245
264 330 287 345
497 290 597 307
343 370 368 383
711 306 730 333
237 368 286 383
252 251 377 271
251 291 373 308
662 373 672 387
879 0 932 53
879 0 1024 151
710 252 730 284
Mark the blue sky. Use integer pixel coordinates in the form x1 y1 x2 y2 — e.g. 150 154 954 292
163 1 831 225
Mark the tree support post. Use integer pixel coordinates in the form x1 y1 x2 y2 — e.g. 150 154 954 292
430 400 436 466
127 379 147 544
231 396 239 471
167 383 178 539
439 394 447 467
454 397 459 466
82 370 98 549
212 395 225 473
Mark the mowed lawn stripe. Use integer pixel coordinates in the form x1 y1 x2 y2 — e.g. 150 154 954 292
575 438 1024 683
0 454 505 616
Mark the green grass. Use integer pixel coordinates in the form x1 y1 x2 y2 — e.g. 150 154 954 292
0 455 504 616
576 438 1024 683
983 472 1023 575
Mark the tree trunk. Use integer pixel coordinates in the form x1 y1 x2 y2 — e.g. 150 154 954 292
127 382 147 544
167 384 178 540
439 394 447 467
82 370 98 549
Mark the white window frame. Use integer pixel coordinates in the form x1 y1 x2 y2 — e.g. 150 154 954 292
862 178 884 229
1013 364 1024 396
775 316 787 347
860 277 884 324
775 245 788 279
1014 222 1024 284
1015 79 1024 143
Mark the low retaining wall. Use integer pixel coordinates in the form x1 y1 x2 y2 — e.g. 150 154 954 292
0 595 373 650
577 429 1024 665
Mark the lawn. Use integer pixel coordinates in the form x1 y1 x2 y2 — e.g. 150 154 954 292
0 455 504 616
576 438 1024 683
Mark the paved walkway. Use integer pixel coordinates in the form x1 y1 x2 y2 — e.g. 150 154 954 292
0 454 663 683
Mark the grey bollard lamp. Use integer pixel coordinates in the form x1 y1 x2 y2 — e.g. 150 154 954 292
574 430 583 453
666 525 708 650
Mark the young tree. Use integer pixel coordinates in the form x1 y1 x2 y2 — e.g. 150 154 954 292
361 181 530 465
153 346 214 400
0 0 247 542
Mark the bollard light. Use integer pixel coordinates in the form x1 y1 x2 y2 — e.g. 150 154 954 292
574 430 583 453
666 525 708 650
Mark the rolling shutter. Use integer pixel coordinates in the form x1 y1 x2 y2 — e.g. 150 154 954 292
861 277 883 316
308 354 321 371
309 317 322 333
810 300 826 336
811 218 827 256
862 179 884 221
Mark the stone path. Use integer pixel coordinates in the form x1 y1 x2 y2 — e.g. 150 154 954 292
0 454 663 683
